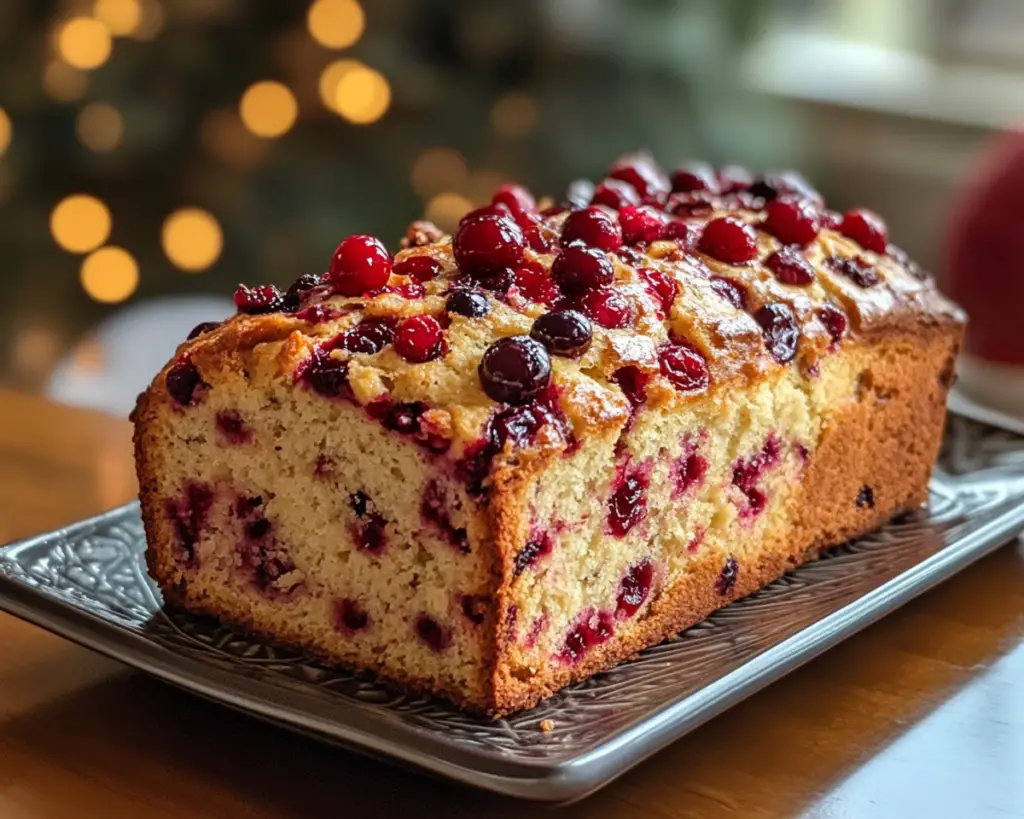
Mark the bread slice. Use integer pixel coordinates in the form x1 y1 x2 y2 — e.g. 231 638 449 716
134 155 965 715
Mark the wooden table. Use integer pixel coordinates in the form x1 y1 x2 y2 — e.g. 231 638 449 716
0 389 1021 819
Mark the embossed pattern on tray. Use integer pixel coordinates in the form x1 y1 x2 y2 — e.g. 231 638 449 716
1 415 1024 800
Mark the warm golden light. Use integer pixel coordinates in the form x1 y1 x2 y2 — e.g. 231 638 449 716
80 246 139 304
50 195 112 253
200 108 268 166
307 0 365 49
12 327 61 376
93 0 142 36
131 0 165 40
56 17 113 70
317 59 358 112
239 81 298 138
42 60 88 102
411 148 468 199
161 208 223 272
0 108 11 158
333 64 390 124
490 91 538 139
76 103 124 152
425 192 472 234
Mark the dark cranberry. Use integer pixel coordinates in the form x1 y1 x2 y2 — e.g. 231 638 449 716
349 490 370 518
216 411 251 444
818 303 848 347
638 267 677 315
718 165 753 193
513 533 553 576
524 222 556 253
828 255 880 288
839 209 888 254
167 357 201 406
453 212 525 274
513 265 561 304
699 216 759 264
670 162 717 194
715 557 739 595
393 254 441 282
328 234 392 296
165 483 214 568
661 220 699 249
338 317 395 354
354 513 386 553
856 485 875 509
530 309 592 358
283 273 324 309
659 342 710 392
612 365 650 409
591 178 641 210
445 289 490 319
295 305 342 324
619 205 666 246
470 266 517 295
763 198 821 247
766 246 815 286
565 178 596 210
559 609 614 663
246 518 272 540
414 614 451 652
561 207 622 252
492 183 535 215
478 336 551 404
607 471 649 537
709 276 748 310
614 245 644 267
672 451 708 497
460 594 488 626
610 153 670 201
667 190 716 218
748 171 821 204
421 481 469 553
551 244 615 294
187 321 221 340
576 288 633 329
303 349 351 398
754 303 800 364
334 598 369 633
394 315 444 363
234 284 284 315
616 560 654 618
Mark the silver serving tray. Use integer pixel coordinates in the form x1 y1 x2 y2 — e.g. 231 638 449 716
1 414 1023 803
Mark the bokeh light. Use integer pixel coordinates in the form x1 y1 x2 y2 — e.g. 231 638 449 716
239 81 299 138
425 192 472 234
469 169 509 204
318 59 358 112
93 0 142 36
161 208 223 272
307 0 365 49
76 103 124 151
12 327 61 377
200 108 269 166
80 246 139 304
490 91 538 138
42 60 88 102
0 108 11 158
411 148 468 199
50 195 112 253
131 0 165 41
56 17 113 70
333 64 390 124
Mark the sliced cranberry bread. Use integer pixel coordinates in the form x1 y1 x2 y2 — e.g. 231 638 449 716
133 154 965 716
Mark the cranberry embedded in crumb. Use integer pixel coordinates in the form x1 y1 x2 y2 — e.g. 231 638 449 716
766 246 815 286
619 205 666 246
530 309 593 358
339 317 395 354
638 267 678 315
167 357 201 406
616 560 654 618
216 411 251 445
591 178 641 210
492 183 535 215
709 276 748 310
453 212 526 274
393 255 441 282
561 207 623 252
445 289 490 318
328 234 393 296
187 321 221 340
551 243 615 294
607 471 649 537
828 255 880 288
559 609 614 663
659 342 710 393
715 557 739 595
661 220 699 249
670 162 717 194
460 594 489 626
576 288 634 329
234 284 284 315
283 273 324 310
754 303 800 364
334 599 369 633
513 533 554 576
414 614 452 652
303 349 351 398
394 315 444 363
818 303 848 347
763 198 821 247
698 216 759 264
479 336 551 404
612 366 651 410
856 485 875 509
839 209 888 254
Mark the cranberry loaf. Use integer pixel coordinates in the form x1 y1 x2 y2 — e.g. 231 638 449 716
134 153 965 715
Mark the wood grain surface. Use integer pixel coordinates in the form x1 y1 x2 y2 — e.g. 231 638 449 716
0 389 1021 819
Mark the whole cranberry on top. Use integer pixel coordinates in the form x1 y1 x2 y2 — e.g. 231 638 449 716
609 153 670 201
478 336 552 404
698 216 759 264
670 162 718 194
453 212 526 274
762 198 822 247
839 209 888 254
591 178 642 210
492 183 535 215
394 315 445 363
561 207 623 252
329 235 392 296
552 244 615 294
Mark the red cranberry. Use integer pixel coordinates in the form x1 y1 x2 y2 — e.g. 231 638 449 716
576 288 633 329
591 178 641 210
828 255 880 287
616 560 654 618
667 191 716 218
393 255 441 282
283 273 325 310
354 513 386 553
334 599 369 633
530 309 592 358
619 205 666 246
766 246 815 286
659 342 710 392
612 365 650 410
818 303 847 347
524 222 556 253
551 244 615 294
216 411 251 445
615 245 645 267
303 349 351 398
559 609 614 663
394 315 444 363
513 533 553 576
165 483 214 568
670 162 717 194
561 207 622 252
718 165 753 193
662 220 699 249
420 481 469 552
715 556 739 595
610 153 670 201
762 198 821 247
234 284 284 315
187 321 221 340
513 265 560 305
608 470 649 537
754 303 800 364
672 451 708 498
167 357 201 406
709 276 748 310
698 216 759 264
453 212 526 274
414 614 452 652
492 183 535 215
445 289 490 318
638 267 677 315
479 336 552 404
839 209 888 254
460 594 489 626
295 305 342 324
328 235 392 296
335 318 392 354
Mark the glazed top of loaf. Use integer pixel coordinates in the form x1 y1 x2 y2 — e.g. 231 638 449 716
153 153 965 476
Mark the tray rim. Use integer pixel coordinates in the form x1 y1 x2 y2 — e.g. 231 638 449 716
2 484 1024 802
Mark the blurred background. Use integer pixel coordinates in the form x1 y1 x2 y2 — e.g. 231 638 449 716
0 0 1018 416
